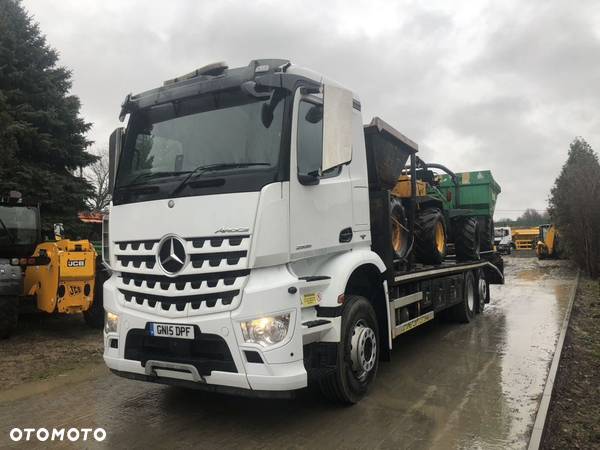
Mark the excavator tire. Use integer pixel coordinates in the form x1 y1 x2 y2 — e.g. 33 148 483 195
455 217 481 261
414 208 446 265
478 217 494 252
390 197 409 259
83 261 109 329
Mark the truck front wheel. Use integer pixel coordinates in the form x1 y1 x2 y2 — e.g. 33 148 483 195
0 296 18 339
319 295 379 404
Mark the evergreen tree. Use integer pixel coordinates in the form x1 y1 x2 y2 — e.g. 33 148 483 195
0 0 96 235
549 138 600 277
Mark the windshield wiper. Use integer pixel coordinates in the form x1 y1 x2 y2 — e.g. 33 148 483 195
117 171 191 190
170 163 269 196
0 218 15 244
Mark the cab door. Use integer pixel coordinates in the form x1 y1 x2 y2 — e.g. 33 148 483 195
289 85 354 259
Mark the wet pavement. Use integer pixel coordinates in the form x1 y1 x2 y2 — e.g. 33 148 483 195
0 257 577 449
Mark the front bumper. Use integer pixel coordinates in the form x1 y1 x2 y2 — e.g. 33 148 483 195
496 244 511 253
109 368 296 399
103 265 308 393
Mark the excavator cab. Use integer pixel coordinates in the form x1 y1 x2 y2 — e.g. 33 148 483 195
0 193 41 259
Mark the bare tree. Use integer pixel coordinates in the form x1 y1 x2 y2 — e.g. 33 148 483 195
85 148 111 212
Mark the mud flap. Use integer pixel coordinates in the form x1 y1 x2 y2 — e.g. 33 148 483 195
485 253 504 285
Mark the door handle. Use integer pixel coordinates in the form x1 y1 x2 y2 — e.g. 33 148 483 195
339 227 353 243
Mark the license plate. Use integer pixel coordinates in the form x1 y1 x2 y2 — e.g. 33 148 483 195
149 323 195 340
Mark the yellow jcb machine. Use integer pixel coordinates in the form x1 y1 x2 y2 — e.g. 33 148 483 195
24 223 104 327
536 224 561 259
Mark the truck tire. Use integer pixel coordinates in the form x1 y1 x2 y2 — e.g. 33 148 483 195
475 269 489 313
414 208 446 265
450 271 476 323
390 197 409 259
83 264 108 329
0 296 18 339
455 217 480 261
479 217 494 252
319 295 379 404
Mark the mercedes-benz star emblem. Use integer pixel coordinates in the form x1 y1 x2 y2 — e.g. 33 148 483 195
157 235 187 275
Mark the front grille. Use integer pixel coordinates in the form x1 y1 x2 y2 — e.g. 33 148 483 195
115 235 247 252
120 288 240 311
113 235 251 317
116 251 247 270
121 270 249 290
124 328 237 376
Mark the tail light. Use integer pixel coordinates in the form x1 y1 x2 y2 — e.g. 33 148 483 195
10 255 51 266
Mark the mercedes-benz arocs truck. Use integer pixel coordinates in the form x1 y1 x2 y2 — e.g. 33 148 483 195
102 59 504 403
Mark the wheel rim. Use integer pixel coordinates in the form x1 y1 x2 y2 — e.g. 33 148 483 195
350 319 377 381
435 222 445 253
478 277 487 303
467 278 475 312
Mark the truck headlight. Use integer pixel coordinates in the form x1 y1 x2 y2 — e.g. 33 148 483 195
104 311 119 334
240 313 291 347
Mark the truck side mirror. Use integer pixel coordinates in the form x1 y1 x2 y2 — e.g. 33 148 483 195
108 127 124 193
298 171 320 186
322 85 353 172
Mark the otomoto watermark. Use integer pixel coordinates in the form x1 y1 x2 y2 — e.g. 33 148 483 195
9 427 107 442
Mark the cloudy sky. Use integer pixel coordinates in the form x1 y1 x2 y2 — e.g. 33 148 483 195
22 0 600 218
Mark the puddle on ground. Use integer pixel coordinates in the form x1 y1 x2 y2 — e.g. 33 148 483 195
0 258 578 450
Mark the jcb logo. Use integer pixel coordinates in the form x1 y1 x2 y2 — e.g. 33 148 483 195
69 285 81 296
67 260 85 268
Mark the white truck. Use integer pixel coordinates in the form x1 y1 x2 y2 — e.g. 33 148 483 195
102 59 504 403
494 226 513 254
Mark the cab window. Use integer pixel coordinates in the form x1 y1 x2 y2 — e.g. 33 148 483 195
297 99 341 179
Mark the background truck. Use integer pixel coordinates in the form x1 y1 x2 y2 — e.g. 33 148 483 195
102 59 503 403
512 227 540 250
0 192 42 337
494 226 513 254
0 191 104 338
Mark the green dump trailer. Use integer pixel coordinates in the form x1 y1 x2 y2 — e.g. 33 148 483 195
437 170 501 252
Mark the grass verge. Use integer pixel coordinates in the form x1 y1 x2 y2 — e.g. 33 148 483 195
541 276 600 449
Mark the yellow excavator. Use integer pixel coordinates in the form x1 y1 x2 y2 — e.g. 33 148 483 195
535 224 560 259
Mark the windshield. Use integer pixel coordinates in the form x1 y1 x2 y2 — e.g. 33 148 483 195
494 229 509 238
0 206 38 246
113 89 288 205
